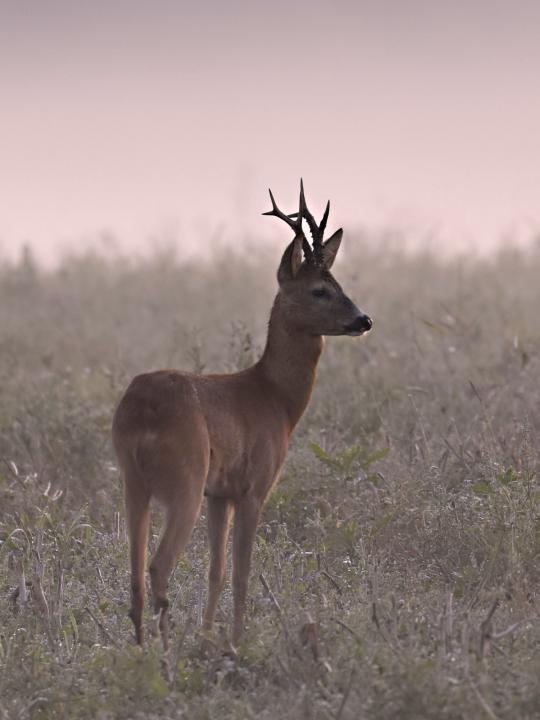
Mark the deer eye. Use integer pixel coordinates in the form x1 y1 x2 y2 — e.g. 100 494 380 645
312 287 328 299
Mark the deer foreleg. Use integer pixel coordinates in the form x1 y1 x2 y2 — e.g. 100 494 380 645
231 496 262 647
203 496 234 634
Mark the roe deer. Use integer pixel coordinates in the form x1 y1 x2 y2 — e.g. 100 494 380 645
112 181 372 651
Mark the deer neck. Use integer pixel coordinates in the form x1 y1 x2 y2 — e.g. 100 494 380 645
258 293 324 429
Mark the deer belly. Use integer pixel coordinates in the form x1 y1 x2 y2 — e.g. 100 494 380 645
204 450 252 499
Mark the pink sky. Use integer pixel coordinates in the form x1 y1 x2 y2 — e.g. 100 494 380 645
1 0 539 262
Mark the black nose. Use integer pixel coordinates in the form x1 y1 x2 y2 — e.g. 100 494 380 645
347 314 373 333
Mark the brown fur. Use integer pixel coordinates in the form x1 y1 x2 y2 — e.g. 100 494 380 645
112 219 372 651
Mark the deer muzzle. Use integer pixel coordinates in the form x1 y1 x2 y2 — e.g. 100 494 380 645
344 313 373 336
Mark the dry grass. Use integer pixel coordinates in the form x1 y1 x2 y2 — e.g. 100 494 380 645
0 237 539 719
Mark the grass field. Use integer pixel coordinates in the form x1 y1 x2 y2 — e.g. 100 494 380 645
1 237 539 719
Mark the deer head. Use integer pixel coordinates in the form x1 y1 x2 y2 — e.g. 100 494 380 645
264 180 372 337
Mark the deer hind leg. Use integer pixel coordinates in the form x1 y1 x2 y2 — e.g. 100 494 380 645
232 496 262 647
149 484 205 651
203 497 234 637
125 479 151 645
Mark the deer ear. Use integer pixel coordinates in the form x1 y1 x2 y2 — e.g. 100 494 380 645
321 229 343 269
277 235 304 284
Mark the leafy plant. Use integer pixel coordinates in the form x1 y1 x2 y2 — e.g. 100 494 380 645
308 441 389 483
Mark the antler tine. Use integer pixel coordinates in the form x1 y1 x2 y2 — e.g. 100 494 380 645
319 200 330 238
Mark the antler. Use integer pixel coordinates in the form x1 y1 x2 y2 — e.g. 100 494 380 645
263 187 313 262
263 188 302 234
299 179 330 265
263 180 330 266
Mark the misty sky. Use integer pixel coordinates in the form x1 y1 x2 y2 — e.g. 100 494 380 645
1 0 539 261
